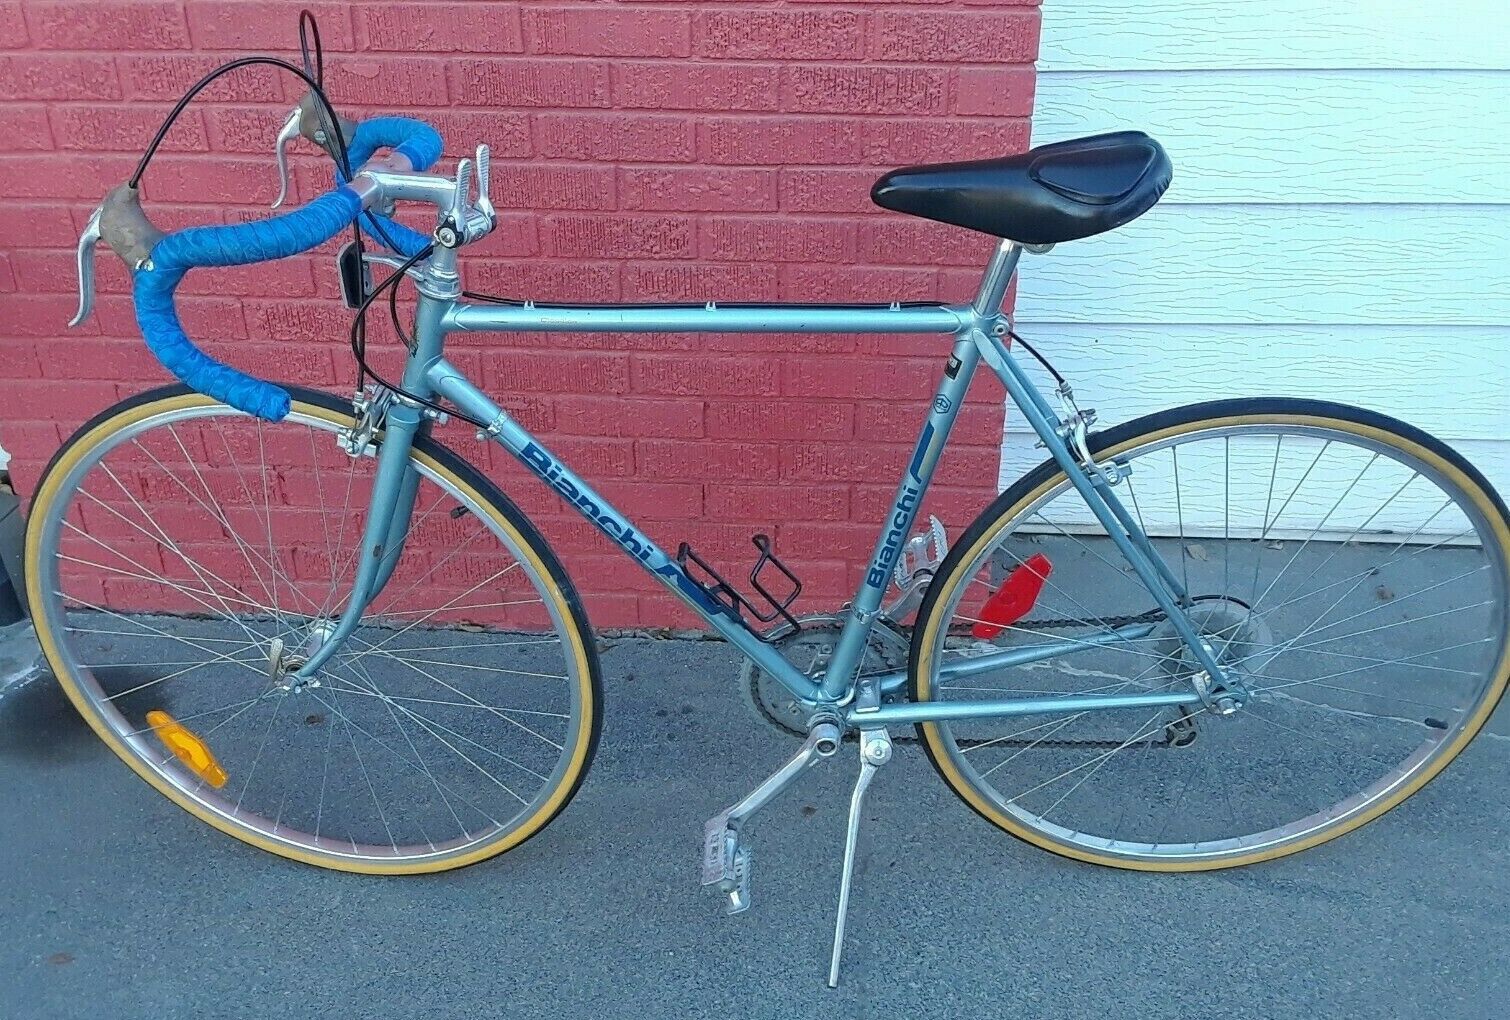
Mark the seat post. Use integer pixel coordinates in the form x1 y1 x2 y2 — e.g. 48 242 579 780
972 239 1023 317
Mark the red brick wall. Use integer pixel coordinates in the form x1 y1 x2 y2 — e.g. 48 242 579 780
0 0 1039 629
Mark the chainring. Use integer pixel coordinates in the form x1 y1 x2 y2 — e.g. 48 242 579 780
738 613 911 738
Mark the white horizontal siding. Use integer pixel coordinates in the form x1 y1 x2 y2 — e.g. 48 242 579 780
1039 1 1510 71
1034 71 1510 204
997 325 1510 443
1004 0 1510 535
1014 204 1510 326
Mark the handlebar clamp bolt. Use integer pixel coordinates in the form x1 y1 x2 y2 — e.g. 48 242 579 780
435 223 459 248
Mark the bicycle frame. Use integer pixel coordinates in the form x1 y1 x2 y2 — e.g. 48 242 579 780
295 239 1228 726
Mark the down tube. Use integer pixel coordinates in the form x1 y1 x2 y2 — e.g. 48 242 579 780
423 358 826 702
818 335 981 700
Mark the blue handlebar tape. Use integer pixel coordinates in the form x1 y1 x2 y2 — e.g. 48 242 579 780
341 117 443 257
133 116 443 418
134 186 364 421
355 116 444 173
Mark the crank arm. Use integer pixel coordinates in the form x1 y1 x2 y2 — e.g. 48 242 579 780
702 721 842 913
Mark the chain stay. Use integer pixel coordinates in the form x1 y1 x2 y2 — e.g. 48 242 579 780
746 608 1190 749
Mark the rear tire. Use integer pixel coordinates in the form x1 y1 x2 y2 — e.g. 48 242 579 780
909 399 1510 871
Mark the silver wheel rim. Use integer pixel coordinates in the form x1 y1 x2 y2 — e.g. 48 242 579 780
35 400 590 866
924 421 1509 864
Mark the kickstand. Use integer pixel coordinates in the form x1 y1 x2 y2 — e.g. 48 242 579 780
827 724 892 988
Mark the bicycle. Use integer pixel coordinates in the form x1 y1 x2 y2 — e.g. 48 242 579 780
26 24 1510 986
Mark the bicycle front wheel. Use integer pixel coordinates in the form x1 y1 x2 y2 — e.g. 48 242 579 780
910 399 1510 870
25 385 601 873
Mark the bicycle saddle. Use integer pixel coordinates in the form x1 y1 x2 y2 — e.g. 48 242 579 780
871 131 1171 246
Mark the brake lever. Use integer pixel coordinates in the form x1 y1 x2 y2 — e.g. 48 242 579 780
70 184 164 329
69 205 104 327
271 107 301 209
273 95 362 209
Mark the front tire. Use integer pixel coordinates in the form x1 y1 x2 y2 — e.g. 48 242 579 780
26 385 603 874
909 399 1510 871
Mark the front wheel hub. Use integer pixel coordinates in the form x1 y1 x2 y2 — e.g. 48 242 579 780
267 621 338 693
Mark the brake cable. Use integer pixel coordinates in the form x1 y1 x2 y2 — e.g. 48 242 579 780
126 10 487 430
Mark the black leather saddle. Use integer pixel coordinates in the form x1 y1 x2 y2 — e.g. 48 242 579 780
871 131 1172 245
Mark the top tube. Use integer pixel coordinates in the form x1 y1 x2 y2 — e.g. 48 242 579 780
442 300 972 336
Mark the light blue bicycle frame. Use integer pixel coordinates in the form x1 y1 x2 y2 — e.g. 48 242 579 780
296 238 1229 727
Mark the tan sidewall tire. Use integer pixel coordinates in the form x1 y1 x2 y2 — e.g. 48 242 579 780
909 402 1510 872
25 386 602 874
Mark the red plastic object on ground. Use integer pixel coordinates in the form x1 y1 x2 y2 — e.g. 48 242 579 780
971 553 1053 639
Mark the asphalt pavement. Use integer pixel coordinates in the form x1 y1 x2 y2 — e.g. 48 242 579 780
3 628 1508 1019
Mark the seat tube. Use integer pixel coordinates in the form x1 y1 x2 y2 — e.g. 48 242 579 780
817 243 1021 702
818 341 979 700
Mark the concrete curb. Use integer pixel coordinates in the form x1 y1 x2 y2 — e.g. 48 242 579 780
0 621 42 702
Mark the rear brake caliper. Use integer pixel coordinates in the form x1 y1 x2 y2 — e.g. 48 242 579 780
1050 382 1126 488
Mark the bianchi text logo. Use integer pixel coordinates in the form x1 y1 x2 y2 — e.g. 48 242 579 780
865 423 934 589
521 441 653 563
520 441 727 617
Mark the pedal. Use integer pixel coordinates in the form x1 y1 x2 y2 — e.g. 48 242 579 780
726 844 752 914
701 815 754 913
893 514 947 590
700 721 841 916
701 814 736 887
884 515 947 620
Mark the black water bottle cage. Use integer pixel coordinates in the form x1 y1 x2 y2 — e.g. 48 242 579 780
676 534 803 637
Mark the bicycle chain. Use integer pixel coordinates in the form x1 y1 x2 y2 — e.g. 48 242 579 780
749 608 1192 750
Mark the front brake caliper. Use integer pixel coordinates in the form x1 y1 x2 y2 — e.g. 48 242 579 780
338 385 393 457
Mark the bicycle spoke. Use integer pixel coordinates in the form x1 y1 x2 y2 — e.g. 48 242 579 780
153 428 291 622
86 466 275 647
343 635 564 750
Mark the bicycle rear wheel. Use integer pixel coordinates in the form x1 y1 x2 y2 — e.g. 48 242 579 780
910 399 1510 870
26 385 601 873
